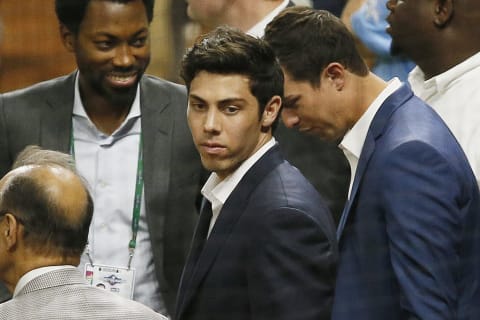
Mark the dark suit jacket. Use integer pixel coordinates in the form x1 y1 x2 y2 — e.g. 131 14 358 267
312 0 346 17
332 85 480 319
175 145 338 320
0 73 204 313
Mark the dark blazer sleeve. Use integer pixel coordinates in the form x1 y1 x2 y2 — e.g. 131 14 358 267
247 207 336 320
378 141 467 319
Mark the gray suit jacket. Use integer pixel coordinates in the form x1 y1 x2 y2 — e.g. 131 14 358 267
0 73 204 313
0 268 167 320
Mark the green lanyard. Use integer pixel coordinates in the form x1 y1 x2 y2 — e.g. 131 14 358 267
70 130 144 269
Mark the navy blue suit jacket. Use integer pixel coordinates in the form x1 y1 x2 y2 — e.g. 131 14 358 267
333 85 480 319
176 145 338 320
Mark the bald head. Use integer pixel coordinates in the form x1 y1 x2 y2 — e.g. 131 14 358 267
0 164 93 259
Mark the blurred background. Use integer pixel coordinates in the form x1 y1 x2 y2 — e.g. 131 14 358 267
0 0 314 92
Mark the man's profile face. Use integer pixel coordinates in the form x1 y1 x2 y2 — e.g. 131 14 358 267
281 70 352 142
386 0 431 57
187 71 267 180
65 0 151 103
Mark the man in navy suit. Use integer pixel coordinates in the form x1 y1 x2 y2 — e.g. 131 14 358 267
185 0 351 226
175 26 338 320
265 7 480 319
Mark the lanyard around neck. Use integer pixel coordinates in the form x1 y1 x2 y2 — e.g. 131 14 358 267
70 129 144 269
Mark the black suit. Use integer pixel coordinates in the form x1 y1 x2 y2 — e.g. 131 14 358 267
176 145 338 320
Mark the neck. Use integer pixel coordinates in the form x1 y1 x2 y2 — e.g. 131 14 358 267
80 92 133 136
417 48 478 81
5 252 78 294
355 73 388 120
78 75 136 135
226 0 285 32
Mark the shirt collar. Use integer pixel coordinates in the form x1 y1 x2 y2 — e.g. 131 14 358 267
202 138 277 208
409 52 480 96
246 0 289 38
340 77 402 160
72 72 141 134
13 265 76 297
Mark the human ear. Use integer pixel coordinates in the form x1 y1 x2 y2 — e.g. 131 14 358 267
1 213 19 251
60 24 75 52
433 0 454 28
324 63 345 91
261 96 282 128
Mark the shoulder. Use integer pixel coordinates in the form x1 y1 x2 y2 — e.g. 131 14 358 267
378 89 460 156
140 74 186 97
248 161 336 238
91 288 167 319
1 74 73 101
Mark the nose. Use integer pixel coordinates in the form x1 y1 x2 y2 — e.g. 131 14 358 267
281 108 300 129
386 0 396 11
113 43 134 67
204 108 221 133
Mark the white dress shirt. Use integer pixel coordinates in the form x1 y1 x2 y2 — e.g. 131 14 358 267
246 0 290 38
409 52 480 185
72 74 164 312
201 138 277 237
340 78 402 198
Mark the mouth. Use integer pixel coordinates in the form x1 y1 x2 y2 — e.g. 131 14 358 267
199 142 227 155
385 16 393 34
106 72 138 88
298 126 313 134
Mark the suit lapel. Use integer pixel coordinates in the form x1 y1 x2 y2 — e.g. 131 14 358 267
140 76 173 217
177 145 284 318
336 85 414 240
40 73 76 153
139 76 175 285
177 198 211 311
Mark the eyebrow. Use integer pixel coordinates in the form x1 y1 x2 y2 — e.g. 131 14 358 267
189 94 247 106
283 95 300 108
94 28 149 38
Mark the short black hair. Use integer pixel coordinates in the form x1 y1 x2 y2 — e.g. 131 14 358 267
265 7 368 86
55 0 155 34
181 25 284 130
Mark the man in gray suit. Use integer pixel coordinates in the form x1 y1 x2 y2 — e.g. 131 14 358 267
0 147 166 319
0 0 203 315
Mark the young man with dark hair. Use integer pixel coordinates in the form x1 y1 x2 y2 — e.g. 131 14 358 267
175 26 337 320
0 0 203 314
185 0 351 227
0 147 167 319
265 7 480 319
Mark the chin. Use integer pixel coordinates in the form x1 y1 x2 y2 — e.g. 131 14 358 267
390 42 403 57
